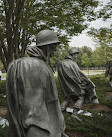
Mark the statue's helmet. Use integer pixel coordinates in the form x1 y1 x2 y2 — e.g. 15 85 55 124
36 30 60 46
69 48 79 55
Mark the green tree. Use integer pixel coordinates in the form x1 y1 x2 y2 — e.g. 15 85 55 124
0 0 99 71
98 0 112 21
50 44 69 69
88 28 112 66
76 46 93 67
82 53 92 74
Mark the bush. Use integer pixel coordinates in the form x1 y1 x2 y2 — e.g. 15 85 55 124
0 125 9 137
89 74 112 105
0 81 6 94
103 99 112 108
0 98 7 107
89 74 110 86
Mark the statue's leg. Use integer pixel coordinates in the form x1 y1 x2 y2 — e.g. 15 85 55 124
61 95 71 112
90 88 99 104
26 126 49 137
73 95 85 114
70 96 85 122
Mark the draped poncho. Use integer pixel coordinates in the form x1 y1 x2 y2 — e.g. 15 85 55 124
57 56 99 104
6 46 65 137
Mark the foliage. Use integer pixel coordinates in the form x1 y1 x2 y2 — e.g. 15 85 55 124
0 80 6 107
88 26 112 67
65 113 112 137
104 99 112 108
0 61 3 70
91 46 109 67
0 98 6 107
50 44 69 68
98 0 112 21
82 53 92 67
0 126 9 137
73 46 93 67
0 81 6 94
0 0 99 70
89 74 112 107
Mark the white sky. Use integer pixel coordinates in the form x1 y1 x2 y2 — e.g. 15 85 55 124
69 0 112 50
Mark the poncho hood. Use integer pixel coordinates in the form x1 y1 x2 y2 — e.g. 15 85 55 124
26 46 46 61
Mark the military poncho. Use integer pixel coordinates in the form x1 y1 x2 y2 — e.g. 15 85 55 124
57 55 99 104
6 46 65 137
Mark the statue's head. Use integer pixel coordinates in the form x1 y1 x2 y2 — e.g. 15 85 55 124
36 30 60 57
69 48 79 60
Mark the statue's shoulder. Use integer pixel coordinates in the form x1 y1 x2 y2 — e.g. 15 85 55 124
8 57 46 70
58 59 72 67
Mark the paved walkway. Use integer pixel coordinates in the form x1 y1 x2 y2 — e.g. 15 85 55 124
84 72 104 76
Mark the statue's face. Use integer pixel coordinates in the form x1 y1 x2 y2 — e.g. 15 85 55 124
72 53 79 60
49 43 58 57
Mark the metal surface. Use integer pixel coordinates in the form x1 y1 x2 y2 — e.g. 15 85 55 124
36 30 60 47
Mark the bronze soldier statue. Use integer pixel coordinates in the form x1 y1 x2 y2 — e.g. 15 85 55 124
6 30 68 137
104 60 112 87
57 47 99 117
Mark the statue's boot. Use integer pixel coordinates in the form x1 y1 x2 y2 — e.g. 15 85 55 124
61 95 71 112
61 100 68 112
71 109 82 122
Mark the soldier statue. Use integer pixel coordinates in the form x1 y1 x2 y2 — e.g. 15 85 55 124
57 47 99 117
6 30 68 137
104 59 112 87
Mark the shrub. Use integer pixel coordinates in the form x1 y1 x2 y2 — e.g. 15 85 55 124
0 81 6 94
0 125 9 137
0 98 7 107
103 99 112 108
89 74 112 105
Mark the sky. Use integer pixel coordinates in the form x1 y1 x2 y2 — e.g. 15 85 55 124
69 0 112 50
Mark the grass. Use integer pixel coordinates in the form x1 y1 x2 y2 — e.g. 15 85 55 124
0 125 9 137
0 73 112 137
65 113 112 137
